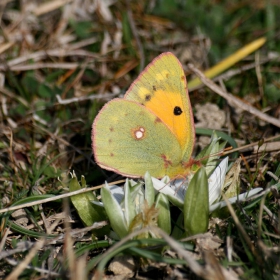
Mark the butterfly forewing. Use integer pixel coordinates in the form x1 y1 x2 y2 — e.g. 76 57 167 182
124 52 195 162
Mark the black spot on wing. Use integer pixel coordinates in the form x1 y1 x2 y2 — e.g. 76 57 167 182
145 94 151 101
174 106 183 116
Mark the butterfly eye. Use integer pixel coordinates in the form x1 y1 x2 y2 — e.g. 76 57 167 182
173 106 183 116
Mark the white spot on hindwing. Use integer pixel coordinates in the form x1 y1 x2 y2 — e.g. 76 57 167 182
132 126 145 140
135 127 145 139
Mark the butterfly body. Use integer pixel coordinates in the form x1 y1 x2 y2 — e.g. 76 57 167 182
92 52 195 179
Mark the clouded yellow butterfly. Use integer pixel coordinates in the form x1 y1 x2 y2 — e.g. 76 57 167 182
92 52 196 178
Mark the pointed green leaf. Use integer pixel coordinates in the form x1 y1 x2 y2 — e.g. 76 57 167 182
184 167 209 235
128 179 143 200
69 175 105 226
101 184 128 238
129 182 145 214
124 179 136 227
155 193 171 234
195 132 225 175
151 177 184 209
121 180 143 210
144 172 155 207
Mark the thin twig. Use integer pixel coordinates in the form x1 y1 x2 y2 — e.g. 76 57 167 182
188 63 280 128
188 54 280 91
5 258 60 277
39 221 108 244
0 41 98 67
0 241 34 260
0 180 124 214
0 62 80 71
223 134 280 156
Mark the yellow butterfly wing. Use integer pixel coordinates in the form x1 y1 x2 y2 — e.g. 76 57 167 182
124 52 195 163
92 99 191 178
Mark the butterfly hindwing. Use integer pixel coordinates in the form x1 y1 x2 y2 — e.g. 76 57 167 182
92 99 188 178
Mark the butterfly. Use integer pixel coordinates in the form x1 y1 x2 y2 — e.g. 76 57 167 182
92 52 196 179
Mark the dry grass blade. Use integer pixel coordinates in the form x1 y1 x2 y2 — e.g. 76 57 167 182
5 239 45 280
0 42 14 54
203 250 238 280
33 0 73 16
0 227 11 253
221 193 262 264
